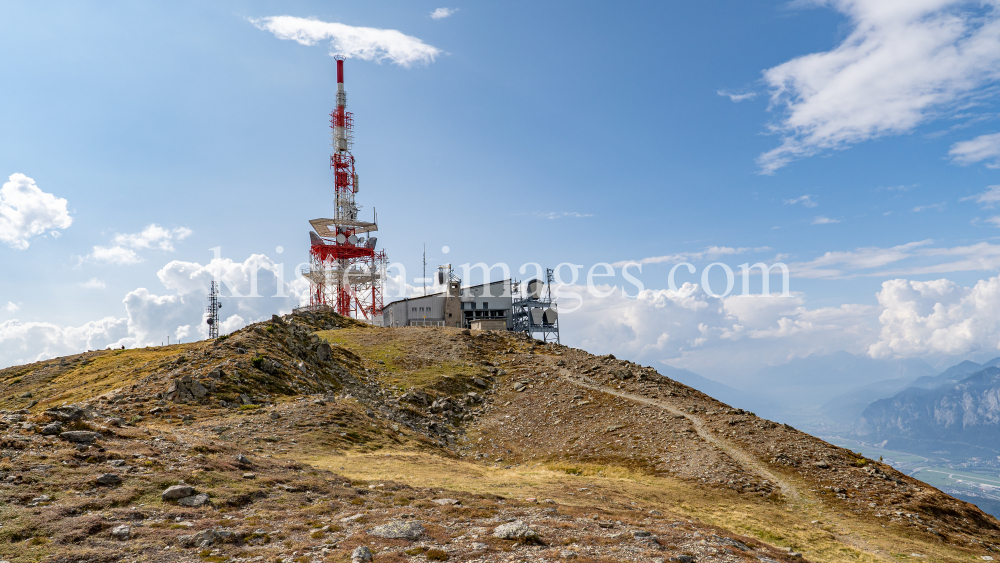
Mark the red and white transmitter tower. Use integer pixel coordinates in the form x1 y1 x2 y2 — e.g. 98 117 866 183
303 57 387 321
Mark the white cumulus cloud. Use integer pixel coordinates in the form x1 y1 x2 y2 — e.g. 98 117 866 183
756 0 1000 173
250 16 441 67
812 216 840 224
89 224 192 265
430 8 457 19
869 276 1000 358
0 173 72 250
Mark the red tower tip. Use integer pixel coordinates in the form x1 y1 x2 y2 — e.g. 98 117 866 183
337 59 344 84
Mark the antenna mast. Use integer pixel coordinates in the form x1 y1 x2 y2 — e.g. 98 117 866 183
301 56 388 322
206 281 221 339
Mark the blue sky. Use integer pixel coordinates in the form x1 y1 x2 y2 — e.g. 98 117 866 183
6 1 1000 381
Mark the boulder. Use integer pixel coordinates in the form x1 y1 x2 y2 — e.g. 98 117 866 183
44 405 86 422
351 546 373 563
162 484 196 500
316 342 333 362
60 431 99 443
111 524 130 540
165 375 208 403
40 422 62 435
177 493 210 507
368 520 425 540
95 473 122 486
493 520 538 540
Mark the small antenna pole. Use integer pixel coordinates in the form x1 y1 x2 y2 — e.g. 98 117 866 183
423 243 427 294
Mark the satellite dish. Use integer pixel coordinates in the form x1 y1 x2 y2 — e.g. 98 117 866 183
206 318 214 326
336 233 347 244
348 234 358 245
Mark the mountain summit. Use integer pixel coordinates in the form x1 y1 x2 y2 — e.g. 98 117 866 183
0 311 996 562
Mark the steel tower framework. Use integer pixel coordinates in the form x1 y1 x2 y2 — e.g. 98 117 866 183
302 57 387 322
206 280 221 339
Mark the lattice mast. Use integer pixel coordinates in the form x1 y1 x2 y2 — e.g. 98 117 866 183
304 57 387 321
206 280 221 339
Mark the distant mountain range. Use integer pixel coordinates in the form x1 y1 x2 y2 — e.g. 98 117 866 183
856 366 1000 457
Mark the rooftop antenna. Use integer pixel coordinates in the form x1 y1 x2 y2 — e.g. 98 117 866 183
206 280 221 339
423 243 427 295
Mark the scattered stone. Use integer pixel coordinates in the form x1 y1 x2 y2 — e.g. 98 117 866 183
670 556 694 563
493 520 538 540
243 472 256 479
177 493 210 507
269 412 281 420
108 459 126 467
96 473 122 486
514 382 527 392
471 542 488 551
162 484 196 500
351 546 373 562
369 520 425 540
40 422 62 435
60 431 99 443
433 498 461 506
633 530 652 538
340 514 364 523
815 461 830 469
111 524 131 540
236 453 251 466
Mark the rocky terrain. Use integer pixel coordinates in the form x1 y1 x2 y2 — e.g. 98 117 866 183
856 366 1000 457
0 310 997 562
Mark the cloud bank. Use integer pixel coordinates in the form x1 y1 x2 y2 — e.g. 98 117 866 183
0 173 72 250
250 16 441 67
0 253 308 368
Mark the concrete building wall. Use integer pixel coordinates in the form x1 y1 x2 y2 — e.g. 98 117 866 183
383 279 512 329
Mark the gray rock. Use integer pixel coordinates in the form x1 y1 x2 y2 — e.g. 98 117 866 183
40 422 62 435
432 498 461 505
368 520 425 540
713 535 749 551
493 520 538 540
162 484 196 500
317 342 333 362
235 454 251 466
96 473 122 486
633 530 652 538
111 524 130 540
189 529 220 548
513 382 526 392
60 431 99 443
108 459 126 467
165 375 208 402
815 461 830 469
177 493 210 507
670 557 694 563
44 405 86 422
351 546 373 562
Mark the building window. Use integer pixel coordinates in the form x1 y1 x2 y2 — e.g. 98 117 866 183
482 302 488 309
411 307 416 312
